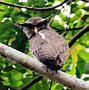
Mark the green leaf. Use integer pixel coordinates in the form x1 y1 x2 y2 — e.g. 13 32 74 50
9 70 22 81
70 14 79 23
51 20 64 30
76 56 86 77
78 49 89 62
85 63 89 73
75 9 82 16
83 77 89 81
77 2 85 9
79 32 89 47
86 17 89 23
9 80 23 88
62 58 72 71
72 6 79 13
4 0 18 3
27 0 47 7
58 13 67 21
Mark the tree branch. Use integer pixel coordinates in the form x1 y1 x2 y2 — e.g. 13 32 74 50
69 25 89 47
0 42 89 90
0 0 68 11
53 26 84 33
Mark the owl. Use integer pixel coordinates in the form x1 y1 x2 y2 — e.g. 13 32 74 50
17 17 69 71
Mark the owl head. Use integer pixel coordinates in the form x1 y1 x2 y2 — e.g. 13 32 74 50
17 17 51 39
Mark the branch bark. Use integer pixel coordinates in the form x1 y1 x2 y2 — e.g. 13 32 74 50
0 42 89 90
0 0 68 11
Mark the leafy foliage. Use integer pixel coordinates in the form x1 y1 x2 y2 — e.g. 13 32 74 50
0 0 89 90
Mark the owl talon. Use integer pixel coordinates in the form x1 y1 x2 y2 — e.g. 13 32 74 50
54 70 57 74
46 66 58 74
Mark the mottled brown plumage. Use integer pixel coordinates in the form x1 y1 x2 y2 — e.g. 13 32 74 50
17 17 69 71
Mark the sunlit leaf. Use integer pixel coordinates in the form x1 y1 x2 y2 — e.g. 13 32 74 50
78 49 89 62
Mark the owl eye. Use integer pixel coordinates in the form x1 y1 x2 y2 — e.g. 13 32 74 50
37 21 47 29
25 23 34 29
37 22 44 27
16 23 34 29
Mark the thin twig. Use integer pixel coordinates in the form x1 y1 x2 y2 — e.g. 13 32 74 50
53 26 84 33
69 25 89 47
0 0 68 11
49 81 53 90
19 76 43 90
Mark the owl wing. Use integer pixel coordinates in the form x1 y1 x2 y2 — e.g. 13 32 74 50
41 29 69 64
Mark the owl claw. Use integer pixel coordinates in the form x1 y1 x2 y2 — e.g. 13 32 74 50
46 66 58 74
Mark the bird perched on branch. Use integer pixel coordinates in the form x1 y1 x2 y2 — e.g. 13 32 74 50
17 17 69 72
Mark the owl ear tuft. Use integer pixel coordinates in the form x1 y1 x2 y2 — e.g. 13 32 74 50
15 23 27 27
45 17 51 23
44 14 54 24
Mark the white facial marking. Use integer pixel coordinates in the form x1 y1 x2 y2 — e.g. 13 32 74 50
39 32 45 39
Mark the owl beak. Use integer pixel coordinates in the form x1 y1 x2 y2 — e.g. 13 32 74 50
34 27 38 33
